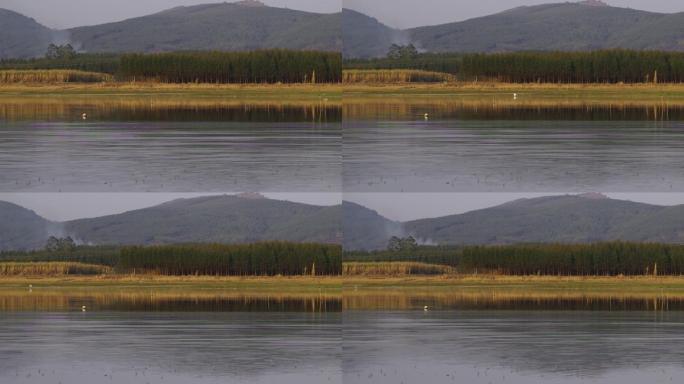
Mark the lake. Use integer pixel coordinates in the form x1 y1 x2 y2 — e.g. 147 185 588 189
0 98 340 192
344 310 684 384
0 292 342 384
344 100 684 192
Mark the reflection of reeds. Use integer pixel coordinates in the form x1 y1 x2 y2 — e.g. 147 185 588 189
343 290 681 311
0 289 341 312
344 276 684 311
0 70 112 83
0 262 111 276
343 262 455 276
344 97 682 121
343 70 455 84
0 96 341 122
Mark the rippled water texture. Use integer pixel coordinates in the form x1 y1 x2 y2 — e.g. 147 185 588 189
0 311 341 384
344 101 684 192
344 310 684 384
0 99 341 192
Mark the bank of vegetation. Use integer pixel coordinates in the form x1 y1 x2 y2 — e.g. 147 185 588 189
0 242 341 276
344 49 684 84
119 242 341 276
0 262 111 276
0 50 341 84
343 261 454 276
345 242 684 276
343 69 454 83
0 69 112 84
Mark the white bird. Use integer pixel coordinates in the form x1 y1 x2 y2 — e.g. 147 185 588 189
81 113 88 120
424 113 429 120
513 93 518 100
424 305 429 311
81 305 87 312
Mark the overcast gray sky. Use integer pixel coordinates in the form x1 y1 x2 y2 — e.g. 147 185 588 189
0 0 340 28
344 0 684 29
345 193 684 221
0 193 341 221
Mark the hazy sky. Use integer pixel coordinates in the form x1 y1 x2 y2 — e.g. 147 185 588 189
345 193 684 221
0 0 341 28
344 0 684 28
0 193 341 221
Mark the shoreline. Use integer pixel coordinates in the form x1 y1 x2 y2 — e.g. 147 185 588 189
0 82 342 100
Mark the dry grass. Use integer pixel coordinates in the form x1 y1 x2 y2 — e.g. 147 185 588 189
0 70 113 84
343 69 456 84
0 262 111 276
343 262 455 276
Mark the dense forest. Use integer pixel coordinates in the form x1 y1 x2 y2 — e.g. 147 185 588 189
0 242 341 276
346 242 684 276
119 242 341 276
0 49 342 83
119 50 342 84
344 49 684 83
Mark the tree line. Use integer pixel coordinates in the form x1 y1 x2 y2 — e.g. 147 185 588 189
118 242 341 276
346 242 684 276
118 50 341 83
460 242 684 275
1 49 342 84
345 49 684 83
1 242 341 276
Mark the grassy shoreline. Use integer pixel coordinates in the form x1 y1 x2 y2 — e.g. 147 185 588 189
344 82 684 101
0 82 342 100
344 275 684 293
0 275 342 292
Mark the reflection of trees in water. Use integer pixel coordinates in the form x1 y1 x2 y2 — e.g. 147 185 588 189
0 291 341 312
344 100 684 121
345 291 682 311
0 100 341 122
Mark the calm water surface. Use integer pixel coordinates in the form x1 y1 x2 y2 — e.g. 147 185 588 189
0 104 340 192
344 105 684 192
344 310 684 384
0 309 341 384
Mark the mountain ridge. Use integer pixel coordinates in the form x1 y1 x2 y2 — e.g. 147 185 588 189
344 1 684 58
0 195 341 251
343 194 684 250
0 2 342 59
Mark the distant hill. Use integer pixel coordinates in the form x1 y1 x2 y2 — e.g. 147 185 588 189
69 1 341 53
345 1 684 58
0 1 341 59
344 194 684 250
342 8 404 59
342 201 402 251
0 201 59 251
0 9 61 59
0 195 341 251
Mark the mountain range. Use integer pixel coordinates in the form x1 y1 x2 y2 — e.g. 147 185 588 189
0 194 341 251
343 194 684 250
3 193 684 252
0 1 342 59
344 1 684 58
